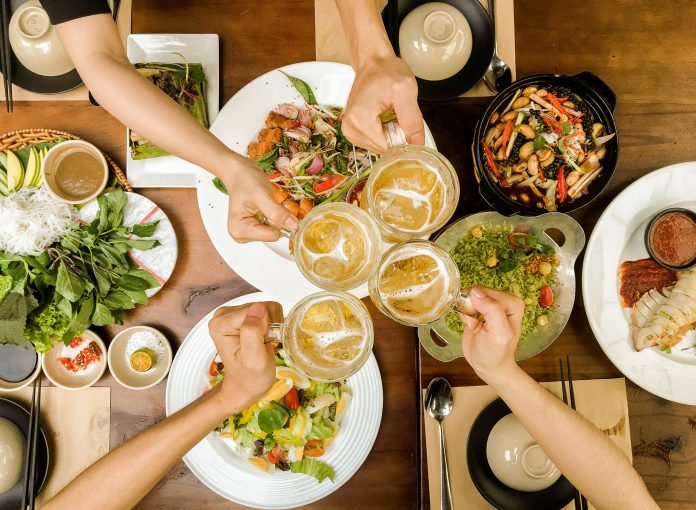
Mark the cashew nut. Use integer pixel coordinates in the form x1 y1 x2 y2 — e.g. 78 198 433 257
489 111 500 124
485 124 504 145
502 111 518 122
592 123 605 138
523 86 538 97
566 170 583 187
527 154 539 175
519 141 535 161
513 162 528 173
514 124 536 139
513 97 530 109
596 146 607 160
535 89 548 97
563 101 576 109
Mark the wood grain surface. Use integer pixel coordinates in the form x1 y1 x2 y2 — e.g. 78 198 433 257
1 0 694 509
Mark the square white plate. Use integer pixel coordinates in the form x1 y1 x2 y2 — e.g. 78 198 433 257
125 34 220 188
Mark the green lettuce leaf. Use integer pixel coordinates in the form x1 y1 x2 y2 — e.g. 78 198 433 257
290 458 335 483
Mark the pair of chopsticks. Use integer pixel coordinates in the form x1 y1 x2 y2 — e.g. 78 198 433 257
21 376 42 510
559 356 589 510
0 0 12 112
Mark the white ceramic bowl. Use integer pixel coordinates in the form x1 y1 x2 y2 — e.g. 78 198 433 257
0 349 41 393
108 326 173 390
8 0 74 77
399 1 473 81
41 140 109 205
486 413 561 492
42 330 107 391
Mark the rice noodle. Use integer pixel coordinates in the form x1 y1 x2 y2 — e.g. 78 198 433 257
0 187 77 256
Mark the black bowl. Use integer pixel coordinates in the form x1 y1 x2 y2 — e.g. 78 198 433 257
644 207 696 270
473 72 619 215
382 0 495 101
467 398 576 510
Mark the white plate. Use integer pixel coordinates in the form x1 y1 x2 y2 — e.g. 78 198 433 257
126 34 220 188
582 162 696 405
165 291 383 509
196 61 437 302
78 192 178 297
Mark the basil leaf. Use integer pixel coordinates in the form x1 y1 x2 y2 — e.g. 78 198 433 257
280 71 317 105
56 262 85 302
116 274 150 292
212 177 228 195
103 290 136 310
561 122 572 135
56 297 73 317
91 302 115 326
258 408 288 434
93 265 112 296
127 268 159 288
533 135 545 151
255 147 279 171
131 221 159 238
123 289 149 305
122 238 160 251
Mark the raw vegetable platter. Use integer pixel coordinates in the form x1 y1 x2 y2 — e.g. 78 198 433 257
166 292 383 509
0 137 173 354
196 61 437 302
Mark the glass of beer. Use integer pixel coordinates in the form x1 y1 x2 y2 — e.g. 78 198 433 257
267 291 374 381
360 112 460 242
368 240 471 326
276 202 382 291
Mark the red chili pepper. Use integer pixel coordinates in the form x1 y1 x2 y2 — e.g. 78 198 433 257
267 171 282 180
500 178 512 188
557 166 567 204
313 175 345 193
69 337 82 348
481 141 500 177
57 358 75 372
546 93 570 117
500 120 513 158
537 170 546 183
290 121 301 129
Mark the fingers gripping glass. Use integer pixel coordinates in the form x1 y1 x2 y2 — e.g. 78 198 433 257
265 291 374 382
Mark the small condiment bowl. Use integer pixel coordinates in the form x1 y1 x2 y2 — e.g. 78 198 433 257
108 326 173 391
0 346 42 393
42 330 107 391
41 140 109 205
8 0 74 77
645 207 696 271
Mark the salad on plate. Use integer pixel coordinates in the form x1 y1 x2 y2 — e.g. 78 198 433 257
208 344 351 483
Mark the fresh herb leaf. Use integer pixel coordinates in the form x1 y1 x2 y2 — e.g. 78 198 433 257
212 177 228 195
91 302 115 326
533 135 546 151
56 262 85 302
116 274 151 292
123 289 149 305
258 408 288 434
255 147 279 171
126 268 159 288
561 122 572 135
131 221 160 238
103 290 135 310
280 71 317 105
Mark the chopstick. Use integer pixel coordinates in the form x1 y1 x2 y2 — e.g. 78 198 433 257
560 357 589 510
21 375 42 510
0 0 12 112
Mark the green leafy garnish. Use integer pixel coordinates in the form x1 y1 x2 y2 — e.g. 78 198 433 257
212 177 228 195
280 71 317 105
255 147 280 172
533 135 546 151
561 122 572 135
258 408 288 434
290 458 335 483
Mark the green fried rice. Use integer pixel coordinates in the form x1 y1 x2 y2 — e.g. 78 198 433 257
445 225 558 340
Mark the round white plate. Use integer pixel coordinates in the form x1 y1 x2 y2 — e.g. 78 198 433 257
165 291 383 509
79 191 177 297
582 162 696 405
196 61 437 302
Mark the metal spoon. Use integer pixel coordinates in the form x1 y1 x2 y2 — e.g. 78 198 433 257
425 377 454 510
482 0 512 93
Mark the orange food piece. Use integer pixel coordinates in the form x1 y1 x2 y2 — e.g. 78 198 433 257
282 199 300 217
298 198 314 219
272 184 289 204
247 140 276 161
265 111 296 129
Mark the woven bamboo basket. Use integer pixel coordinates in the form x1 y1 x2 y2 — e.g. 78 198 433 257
0 128 131 191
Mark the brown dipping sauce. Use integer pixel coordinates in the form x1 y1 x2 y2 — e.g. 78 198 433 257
55 150 105 200
648 211 696 268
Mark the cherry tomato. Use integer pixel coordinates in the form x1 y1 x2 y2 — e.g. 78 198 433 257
69 337 82 348
267 446 283 464
285 388 300 410
539 285 554 308
304 439 325 458
209 360 219 377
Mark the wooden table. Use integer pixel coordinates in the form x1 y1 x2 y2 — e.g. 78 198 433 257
2 1 695 509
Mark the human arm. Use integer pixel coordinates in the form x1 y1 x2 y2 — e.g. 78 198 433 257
460 287 659 510
335 0 424 152
42 302 281 510
52 14 296 242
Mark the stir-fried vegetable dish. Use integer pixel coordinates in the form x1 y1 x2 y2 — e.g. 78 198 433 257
446 225 559 339
212 73 377 219
481 84 615 211
210 344 351 483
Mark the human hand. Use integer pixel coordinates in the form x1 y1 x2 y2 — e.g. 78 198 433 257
222 157 298 243
459 287 525 387
342 54 424 153
208 302 283 414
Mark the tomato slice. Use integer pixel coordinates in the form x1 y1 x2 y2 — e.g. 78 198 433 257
267 446 283 464
304 439 325 458
209 360 219 377
285 388 300 410
69 337 82 349
539 285 554 308
57 357 75 372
